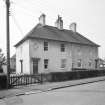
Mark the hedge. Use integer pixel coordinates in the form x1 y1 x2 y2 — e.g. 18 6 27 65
0 74 7 89
44 70 105 82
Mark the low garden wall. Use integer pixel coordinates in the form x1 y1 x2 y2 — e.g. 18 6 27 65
0 69 105 88
42 69 105 82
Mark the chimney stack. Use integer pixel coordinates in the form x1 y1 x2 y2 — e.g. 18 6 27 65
69 22 77 32
39 14 46 26
55 15 63 30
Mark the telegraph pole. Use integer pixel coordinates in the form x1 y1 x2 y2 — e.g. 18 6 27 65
6 0 10 88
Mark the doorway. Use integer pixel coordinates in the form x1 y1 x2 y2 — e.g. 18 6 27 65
33 58 39 74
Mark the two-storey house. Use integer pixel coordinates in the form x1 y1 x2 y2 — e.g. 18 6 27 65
15 14 99 74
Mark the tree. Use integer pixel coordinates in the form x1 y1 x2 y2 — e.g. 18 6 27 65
0 48 6 73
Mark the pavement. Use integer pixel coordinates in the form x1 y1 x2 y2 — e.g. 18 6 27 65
0 76 105 99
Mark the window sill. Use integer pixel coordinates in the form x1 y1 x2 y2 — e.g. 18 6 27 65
60 68 65 70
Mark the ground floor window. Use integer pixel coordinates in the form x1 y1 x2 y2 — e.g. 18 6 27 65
61 59 66 68
88 59 92 67
77 59 81 67
44 59 48 69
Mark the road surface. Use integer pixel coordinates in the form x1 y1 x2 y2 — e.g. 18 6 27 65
0 80 105 105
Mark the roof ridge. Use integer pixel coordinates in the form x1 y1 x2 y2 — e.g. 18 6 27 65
15 24 99 47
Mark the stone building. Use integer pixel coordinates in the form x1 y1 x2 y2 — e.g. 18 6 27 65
15 14 99 74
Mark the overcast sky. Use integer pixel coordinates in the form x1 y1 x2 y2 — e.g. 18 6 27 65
0 0 105 58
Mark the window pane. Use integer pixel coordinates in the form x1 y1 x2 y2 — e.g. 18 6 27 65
61 59 66 68
89 60 92 67
77 59 81 67
61 44 65 52
44 41 48 51
44 59 48 69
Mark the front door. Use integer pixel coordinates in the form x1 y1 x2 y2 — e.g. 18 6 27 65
33 59 38 74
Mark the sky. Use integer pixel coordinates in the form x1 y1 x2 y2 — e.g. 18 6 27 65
0 0 105 58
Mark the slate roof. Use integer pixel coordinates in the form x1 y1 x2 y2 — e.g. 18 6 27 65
15 24 99 47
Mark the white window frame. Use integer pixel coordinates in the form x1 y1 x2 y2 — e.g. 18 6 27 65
61 43 65 52
44 59 48 69
61 59 66 68
88 59 92 67
44 41 48 51
77 59 82 67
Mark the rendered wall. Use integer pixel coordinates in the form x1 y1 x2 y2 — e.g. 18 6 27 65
71 44 98 69
29 39 72 74
16 40 30 74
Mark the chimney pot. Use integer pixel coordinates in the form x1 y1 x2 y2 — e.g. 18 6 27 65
69 22 77 32
39 14 46 26
55 15 63 30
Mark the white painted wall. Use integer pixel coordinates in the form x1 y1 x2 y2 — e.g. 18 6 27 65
16 40 30 74
29 39 72 74
71 44 98 69
16 38 98 74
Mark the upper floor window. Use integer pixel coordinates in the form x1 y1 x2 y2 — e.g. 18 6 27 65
44 59 48 69
77 59 81 67
44 41 48 51
61 59 66 68
61 43 65 52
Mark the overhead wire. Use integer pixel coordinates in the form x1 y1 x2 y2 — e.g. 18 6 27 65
14 0 38 9
11 14 24 36
11 2 35 17
7 0 41 38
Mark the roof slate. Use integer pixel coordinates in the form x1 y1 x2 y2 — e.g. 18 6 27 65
15 24 99 47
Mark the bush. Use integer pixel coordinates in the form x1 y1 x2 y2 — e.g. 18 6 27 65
0 68 3 73
0 74 7 89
